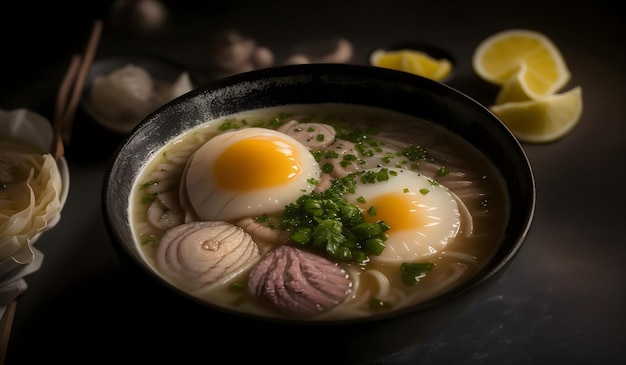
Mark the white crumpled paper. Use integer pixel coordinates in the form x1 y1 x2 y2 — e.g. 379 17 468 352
0 108 69 313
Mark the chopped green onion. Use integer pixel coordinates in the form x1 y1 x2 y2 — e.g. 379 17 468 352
401 145 432 161
352 222 384 240
290 227 312 244
400 262 435 286
364 238 386 255
141 193 157 204
369 298 393 310
228 282 244 291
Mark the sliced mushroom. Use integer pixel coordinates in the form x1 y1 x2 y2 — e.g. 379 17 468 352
318 139 364 178
147 190 184 230
284 37 354 64
277 120 336 149
313 172 333 193
236 217 292 249
209 31 275 77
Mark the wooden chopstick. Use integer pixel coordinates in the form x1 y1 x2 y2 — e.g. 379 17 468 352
53 55 82 160
0 300 17 365
52 19 103 160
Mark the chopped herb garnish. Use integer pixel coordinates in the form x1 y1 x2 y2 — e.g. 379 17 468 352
381 152 395 163
364 237 386 255
400 262 435 286
325 150 339 159
141 193 157 204
437 166 449 176
359 168 391 184
279 172 389 264
139 180 157 190
266 118 282 128
369 298 393 310
355 143 375 158
228 282 245 291
419 188 430 195
401 145 432 161
140 234 157 246
219 119 235 130
322 163 334 173
312 149 324 162
336 127 382 158
218 113 292 131
255 214 270 223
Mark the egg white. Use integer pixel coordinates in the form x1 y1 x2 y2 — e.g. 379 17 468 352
344 167 460 263
184 127 321 221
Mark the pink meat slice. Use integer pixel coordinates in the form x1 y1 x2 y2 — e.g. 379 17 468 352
248 245 351 317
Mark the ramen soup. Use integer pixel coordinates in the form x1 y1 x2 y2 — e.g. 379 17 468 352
129 103 509 321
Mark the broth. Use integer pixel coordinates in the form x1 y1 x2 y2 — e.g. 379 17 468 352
129 103 509 321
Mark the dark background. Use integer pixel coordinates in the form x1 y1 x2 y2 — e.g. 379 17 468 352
1 1 625 364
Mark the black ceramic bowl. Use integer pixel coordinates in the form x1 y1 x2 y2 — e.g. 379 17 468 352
102 63 535 362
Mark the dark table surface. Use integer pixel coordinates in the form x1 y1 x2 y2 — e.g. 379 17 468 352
1 1 625 364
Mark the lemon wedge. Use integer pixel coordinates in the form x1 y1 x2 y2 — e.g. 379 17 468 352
472 29 571 98
490 86 583 143
494 64 538 103
370 49 452 82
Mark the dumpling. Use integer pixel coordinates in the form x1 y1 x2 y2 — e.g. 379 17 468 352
90 64 156 125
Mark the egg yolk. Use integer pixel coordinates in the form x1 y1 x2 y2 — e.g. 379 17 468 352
363 192 425 232
213 137 302 191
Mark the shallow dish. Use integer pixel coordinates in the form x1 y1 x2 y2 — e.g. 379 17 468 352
81 56 198 134
102 64 535 326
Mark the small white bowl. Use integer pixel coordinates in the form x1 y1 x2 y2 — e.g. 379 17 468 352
81 56 197 134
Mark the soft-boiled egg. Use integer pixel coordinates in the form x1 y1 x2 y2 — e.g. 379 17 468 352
184 127 321 221
344 167 460 263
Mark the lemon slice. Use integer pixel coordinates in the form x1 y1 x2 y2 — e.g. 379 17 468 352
370 49 452 82
472 29 571 98
495 64 538 103
490 86 583 143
